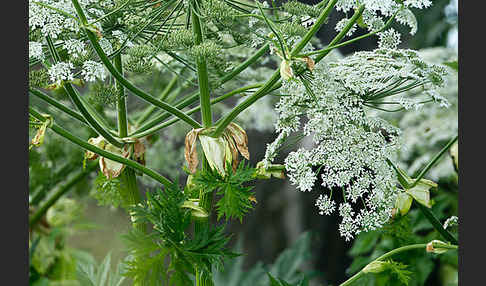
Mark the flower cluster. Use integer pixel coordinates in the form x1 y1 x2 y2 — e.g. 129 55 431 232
81 60 107 82
29 0 103 39
336 0 432 35
264 47 447 240
29 41 45 61
389 47 458 180
63 39 86 58
48 61 74 84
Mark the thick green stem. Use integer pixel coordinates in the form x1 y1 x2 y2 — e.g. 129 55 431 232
45 36 124 147
71 0 201 130
114 54 145 233
132 84 263 138
115 54 128 138
29 161 98 227
339 243 457 286
29 107 176 190
130 43 270 136
191 0 212 128
191 2 215 284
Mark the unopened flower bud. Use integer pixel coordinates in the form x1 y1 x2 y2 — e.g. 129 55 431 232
363 261 388 274
395 192 413 216
426 240 453 254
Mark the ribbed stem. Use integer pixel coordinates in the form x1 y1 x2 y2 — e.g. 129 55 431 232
191 1 215 284
114 54 145 233
129 43 270 137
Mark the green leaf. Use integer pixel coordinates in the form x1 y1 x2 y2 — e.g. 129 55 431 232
193 161 257 222
443 60 458 72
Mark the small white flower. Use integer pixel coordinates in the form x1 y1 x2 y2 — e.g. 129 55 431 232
81 60 107 82
404 0 432 9
48 61 74 84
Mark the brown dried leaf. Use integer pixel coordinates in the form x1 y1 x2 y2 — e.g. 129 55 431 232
227 123 249 160
85 136 106 160
99 144 129 179
133 139 146 165
304 57 315 71
185 129 202 173
224 133 239 172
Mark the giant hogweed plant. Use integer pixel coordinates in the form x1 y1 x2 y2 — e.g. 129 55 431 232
28 0 458 285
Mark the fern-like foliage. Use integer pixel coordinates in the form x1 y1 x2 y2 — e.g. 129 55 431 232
192 161 257 222
122 187 237 285
384 259 413 286
91 171 124 208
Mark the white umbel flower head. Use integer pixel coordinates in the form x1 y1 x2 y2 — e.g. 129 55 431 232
265 47 447 240
335 18 358 37
48 61 74 84
315 194 336 215
378 28 401 49
63 39 86 58
29 41 44 61
81 60 107 82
